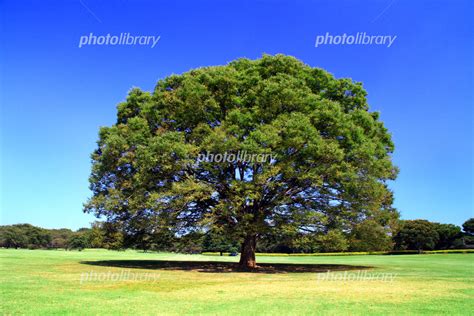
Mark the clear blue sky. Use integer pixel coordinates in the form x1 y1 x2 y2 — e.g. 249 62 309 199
1 0 472 229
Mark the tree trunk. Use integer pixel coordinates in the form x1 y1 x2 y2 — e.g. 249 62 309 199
239 234 257 269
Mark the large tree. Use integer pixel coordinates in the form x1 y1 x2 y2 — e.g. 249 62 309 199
0 224 51 249
84 54 397 268
433 223 462 249
462 218 474 246
349 219 393 252
394 220 439 252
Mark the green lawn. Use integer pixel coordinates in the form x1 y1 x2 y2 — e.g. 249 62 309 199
1 249 473 315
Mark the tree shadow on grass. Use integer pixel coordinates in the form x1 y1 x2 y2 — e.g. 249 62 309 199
81 260 372 273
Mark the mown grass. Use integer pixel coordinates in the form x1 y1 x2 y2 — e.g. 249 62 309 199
1 249 473 315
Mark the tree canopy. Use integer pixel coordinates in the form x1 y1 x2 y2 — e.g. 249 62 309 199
84 54 398 268
462 218 474 246
394 220 439 252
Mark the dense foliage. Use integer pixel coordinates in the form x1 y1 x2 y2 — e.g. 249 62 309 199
84 54 399 267
0 224 51 249
394 220 439 252
2 217 471 252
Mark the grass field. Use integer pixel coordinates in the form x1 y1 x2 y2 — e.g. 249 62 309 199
1 249 473 315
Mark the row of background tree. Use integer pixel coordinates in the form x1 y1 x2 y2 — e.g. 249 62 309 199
1 218 473 253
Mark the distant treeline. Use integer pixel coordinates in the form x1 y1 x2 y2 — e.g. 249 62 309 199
1 218 473 253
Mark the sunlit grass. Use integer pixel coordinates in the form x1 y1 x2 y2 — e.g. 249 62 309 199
1 249 473 315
